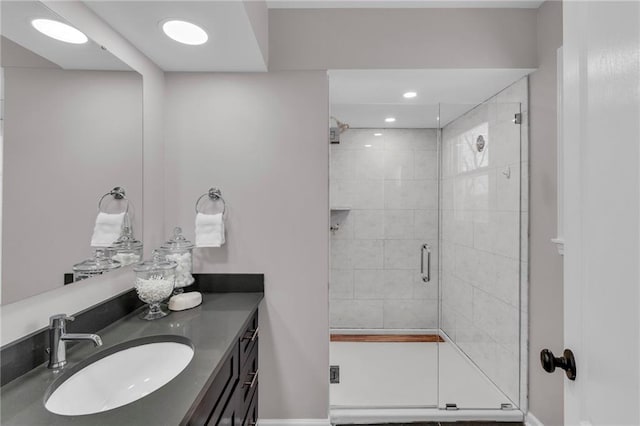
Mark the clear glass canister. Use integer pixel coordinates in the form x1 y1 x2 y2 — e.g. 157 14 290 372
133 250 177 320
72 248 122 282
109 227 143 266
159 227 195 294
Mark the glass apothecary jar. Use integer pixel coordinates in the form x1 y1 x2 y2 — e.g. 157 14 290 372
159 227 195 294
108 227 143 266
133 251 177 320
72 248 121 282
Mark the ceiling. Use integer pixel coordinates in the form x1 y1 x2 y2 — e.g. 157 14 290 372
85 1 268 72
1 1 131 71
268 0 544 8
3 1 541 73
330 69 533 128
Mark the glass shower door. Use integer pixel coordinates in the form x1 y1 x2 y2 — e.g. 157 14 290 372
436 99 524 411
328 100 441 409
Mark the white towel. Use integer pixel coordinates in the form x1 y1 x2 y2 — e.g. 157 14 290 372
195 213 225 247
91 212 125 247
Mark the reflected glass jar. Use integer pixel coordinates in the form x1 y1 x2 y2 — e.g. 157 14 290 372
108 226 143 266
72 249 122 282
133 250 177 320
159 227 195 294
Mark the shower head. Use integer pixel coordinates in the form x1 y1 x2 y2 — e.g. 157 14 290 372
331 116 350 134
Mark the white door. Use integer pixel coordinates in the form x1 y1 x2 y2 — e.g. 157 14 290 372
563 1 640 425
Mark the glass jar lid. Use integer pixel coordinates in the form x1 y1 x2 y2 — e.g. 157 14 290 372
133 250 178 273
109 227 143 251
73 249 122 273
160 227 194 250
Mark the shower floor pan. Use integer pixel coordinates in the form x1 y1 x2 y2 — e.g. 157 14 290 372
329 330 522 424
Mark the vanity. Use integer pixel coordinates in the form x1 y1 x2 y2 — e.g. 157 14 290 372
1 5 263 423
0 291 263 426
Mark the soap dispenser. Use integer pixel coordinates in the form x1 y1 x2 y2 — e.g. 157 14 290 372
159 227 195 294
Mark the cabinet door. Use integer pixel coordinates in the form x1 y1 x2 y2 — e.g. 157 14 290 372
186 344 239 426
209 396 236 426
242 392 258 426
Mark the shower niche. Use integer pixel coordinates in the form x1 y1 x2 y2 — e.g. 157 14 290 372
328 70 528 422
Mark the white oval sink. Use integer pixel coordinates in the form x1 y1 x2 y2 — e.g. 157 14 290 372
45 335 194 416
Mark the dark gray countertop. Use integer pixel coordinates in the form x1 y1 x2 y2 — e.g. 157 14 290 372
0 292 263 425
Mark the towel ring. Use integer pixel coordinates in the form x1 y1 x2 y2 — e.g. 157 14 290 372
98 187 129 214
195 187 226 215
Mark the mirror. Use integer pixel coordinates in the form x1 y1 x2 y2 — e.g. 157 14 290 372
1 1 143 305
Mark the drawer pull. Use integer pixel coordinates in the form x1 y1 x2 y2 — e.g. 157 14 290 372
243 370 259 389
242 327 259 342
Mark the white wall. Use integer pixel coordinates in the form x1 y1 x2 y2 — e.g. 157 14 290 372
528 1 564 424
269 8 537 70
2 66 142 304
329 129 439 329
164 71 329 420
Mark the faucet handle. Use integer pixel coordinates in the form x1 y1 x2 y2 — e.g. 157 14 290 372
49 314 75 327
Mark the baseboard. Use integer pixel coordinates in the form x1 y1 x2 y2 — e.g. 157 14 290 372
257 419 332 426
525 412 544 426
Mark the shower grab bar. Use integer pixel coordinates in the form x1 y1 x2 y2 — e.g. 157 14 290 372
421 243 431 283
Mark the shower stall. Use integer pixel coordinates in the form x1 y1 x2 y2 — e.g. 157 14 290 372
328 73 528 423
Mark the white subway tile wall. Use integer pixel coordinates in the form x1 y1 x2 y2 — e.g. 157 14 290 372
330 128 439 330
440 77 528 405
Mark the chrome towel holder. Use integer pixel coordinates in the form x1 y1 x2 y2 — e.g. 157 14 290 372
195 188 226 216
97 187 129 214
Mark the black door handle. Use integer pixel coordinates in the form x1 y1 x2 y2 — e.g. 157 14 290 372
540 348 577 380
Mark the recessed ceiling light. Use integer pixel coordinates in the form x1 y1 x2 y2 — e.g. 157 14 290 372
31 19 88 44
374 133 383 136
403 91 417 99
162 20 208 45
385 117 396 123
364 144 373 148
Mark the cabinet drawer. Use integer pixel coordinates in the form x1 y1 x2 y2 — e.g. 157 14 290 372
242 390 258 426
238 344 258 417
239 310 258 368
186 343 239 426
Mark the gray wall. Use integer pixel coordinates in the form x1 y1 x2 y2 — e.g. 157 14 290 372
164 71 329 420
269 8 538 70
528 1 564 424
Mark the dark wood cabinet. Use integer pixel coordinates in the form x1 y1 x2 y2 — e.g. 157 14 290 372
209 395 236 426
185 310 259 426
242 392 258 426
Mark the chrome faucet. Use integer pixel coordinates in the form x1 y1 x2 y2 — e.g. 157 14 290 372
47 314 103 370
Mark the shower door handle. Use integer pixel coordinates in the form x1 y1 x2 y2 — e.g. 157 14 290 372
421 243 431 283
